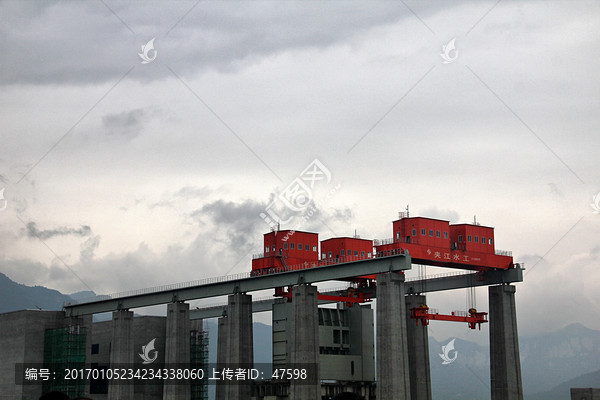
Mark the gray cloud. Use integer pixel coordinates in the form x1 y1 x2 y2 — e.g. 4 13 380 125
101 109 146 138
174 186 211 200
195 199 268 250
26 222 92 240
0 1 442 85
80 235 101 263
418 207 460 223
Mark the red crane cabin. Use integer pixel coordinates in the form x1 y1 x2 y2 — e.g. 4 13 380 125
251 230 319 274
320 237 374 264
375 216 513 270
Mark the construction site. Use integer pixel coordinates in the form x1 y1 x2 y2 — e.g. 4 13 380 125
2 213 528 400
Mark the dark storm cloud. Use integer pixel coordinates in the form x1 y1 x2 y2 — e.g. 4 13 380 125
0 1 445 85
26 222 92 240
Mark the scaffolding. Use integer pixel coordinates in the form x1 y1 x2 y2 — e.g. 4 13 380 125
43 325 87 397
190 329 209 400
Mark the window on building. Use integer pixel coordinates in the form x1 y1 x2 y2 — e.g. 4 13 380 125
342 330 350 345
272 246 275 252
313 245 317 252
436 231 441 238
412 229 417 236
322 254 326 259
489 238 493 245
467 235 472 242
481 237 486 244
298 243 302 250
354 250 358 256
421 228 426 235
475 236 479 243
91 344 99 354
333 330 341 344
290 243 295 249
283 243 288 249
265 246 269 253
444 232 448 239
361 251 365 257
458 235 463 242
341 249 345 255
347 249 351 256
429 230 434 237
328 252 332 258
396 232 400 239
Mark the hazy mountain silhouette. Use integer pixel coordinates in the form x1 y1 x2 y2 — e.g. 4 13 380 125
0 272 81 312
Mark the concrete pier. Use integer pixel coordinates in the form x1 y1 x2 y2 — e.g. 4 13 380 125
406 294 432 400
224 293 253 400
288 284 320 400
107 309 134 400
216 316 228 400
376 272 411 400
489 284 523 400
163 301 191 400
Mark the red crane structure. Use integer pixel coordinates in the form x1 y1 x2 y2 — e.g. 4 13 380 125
251 212 515 330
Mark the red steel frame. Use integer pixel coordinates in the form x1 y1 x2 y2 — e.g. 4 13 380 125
275 286 372 307
410 304 488 330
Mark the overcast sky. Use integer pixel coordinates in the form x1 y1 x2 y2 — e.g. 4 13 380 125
0 0 599 341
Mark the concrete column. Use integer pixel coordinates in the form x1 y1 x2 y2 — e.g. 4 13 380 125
107 309 134 400
224 293 253 400
163 301 191 400
376 272 410 400
489 285 523 400
288 284 320 400
216 316 229 400
406 294 432 400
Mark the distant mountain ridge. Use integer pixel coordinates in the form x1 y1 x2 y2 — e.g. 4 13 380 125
527 369 600 400
0 272 83 313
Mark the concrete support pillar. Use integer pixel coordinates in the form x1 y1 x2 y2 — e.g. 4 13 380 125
288 284 320 400
376 272 411 400
489 284 523 400
107 309 134 400
216 316 228 400
163 301 191 400
406 294 432 400
224 293 253 400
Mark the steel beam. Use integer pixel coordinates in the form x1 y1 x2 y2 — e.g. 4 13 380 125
64 255 410 316
189 267 524 319
405 267 523 294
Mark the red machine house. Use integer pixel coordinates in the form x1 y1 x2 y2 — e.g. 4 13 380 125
251 213 514 276
375 214 513 270
251 213 516 330
251 230 319 275
320 236 373 264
